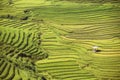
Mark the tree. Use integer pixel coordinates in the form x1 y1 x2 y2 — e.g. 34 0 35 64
8 0 13 5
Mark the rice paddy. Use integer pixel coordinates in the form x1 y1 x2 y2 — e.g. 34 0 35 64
0 0 120 80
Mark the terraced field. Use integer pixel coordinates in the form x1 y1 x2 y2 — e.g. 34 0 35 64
0 0 120 80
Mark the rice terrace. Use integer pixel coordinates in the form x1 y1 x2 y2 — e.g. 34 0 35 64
0 0 120 80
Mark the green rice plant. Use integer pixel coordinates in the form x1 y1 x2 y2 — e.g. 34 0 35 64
0 19 48 80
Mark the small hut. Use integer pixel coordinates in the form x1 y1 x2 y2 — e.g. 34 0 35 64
93 46 99 53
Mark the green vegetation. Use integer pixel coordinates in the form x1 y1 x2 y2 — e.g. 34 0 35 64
0 0 120 80
0 19 48 80
59 0 120 3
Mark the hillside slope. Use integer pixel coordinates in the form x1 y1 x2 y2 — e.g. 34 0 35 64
0 0 120 80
